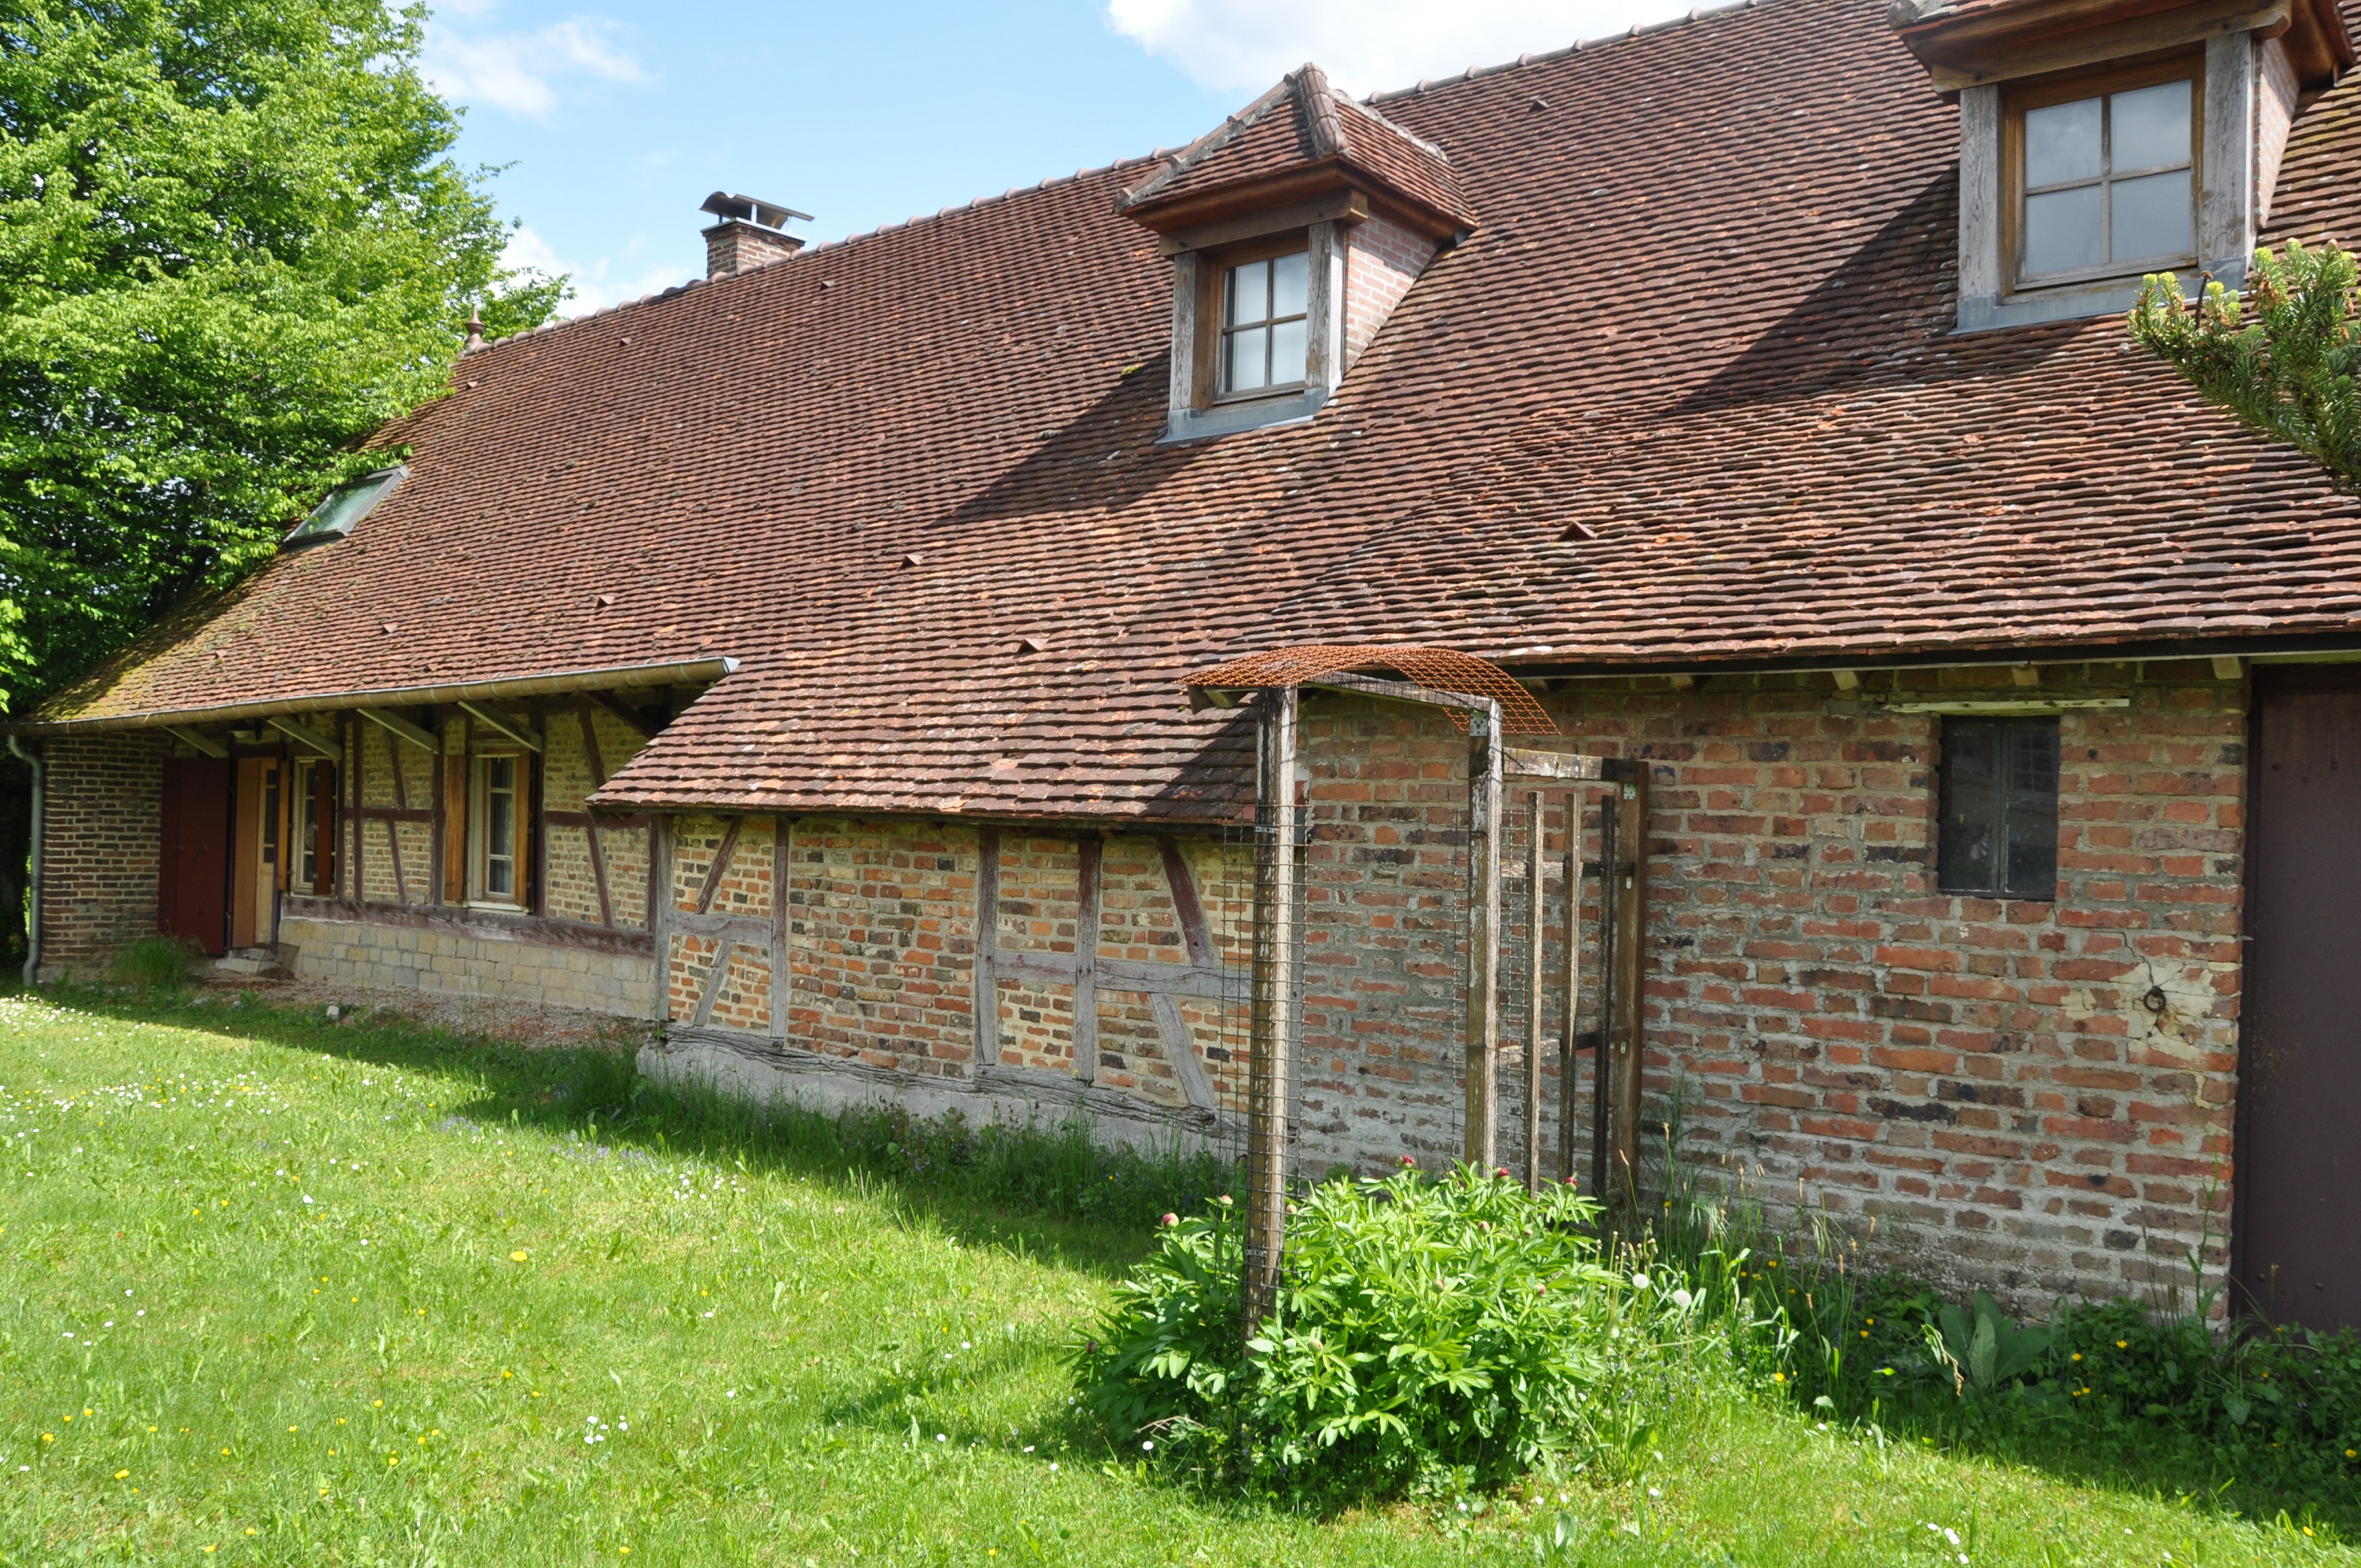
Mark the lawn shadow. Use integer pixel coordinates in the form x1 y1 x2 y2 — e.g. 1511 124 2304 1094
1863 1393 2361 1536
36 984 1188 1283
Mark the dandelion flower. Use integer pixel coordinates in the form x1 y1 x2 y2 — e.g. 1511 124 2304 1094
1631 1273 1651 1290
114 1470 128 1479
510 1250 529 1263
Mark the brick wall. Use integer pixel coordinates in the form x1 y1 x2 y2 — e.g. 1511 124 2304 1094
1291 664 2247 1313
1343 212 1439 368
36 731 168 980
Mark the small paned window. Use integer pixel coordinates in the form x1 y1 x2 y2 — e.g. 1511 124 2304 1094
2013 72 2196 286
288 759 336 896
284 466 405 549
1938 717 2059 900
1219 249 1309 396
475 753 527 904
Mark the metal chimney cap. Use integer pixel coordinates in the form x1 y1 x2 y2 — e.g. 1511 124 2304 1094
700 192 811 231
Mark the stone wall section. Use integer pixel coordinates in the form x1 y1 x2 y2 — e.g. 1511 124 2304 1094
283 913 653 1014
36 731 168 979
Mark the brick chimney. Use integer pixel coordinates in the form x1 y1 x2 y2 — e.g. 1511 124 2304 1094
700 192 809 278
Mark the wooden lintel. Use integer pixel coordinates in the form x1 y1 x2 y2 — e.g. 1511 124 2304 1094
1305 671 1494 716
357 707 440 753
165 725 227 758
264 716 338 758
1501 746 1605 782
456 701 542 753
1159 188 1370 256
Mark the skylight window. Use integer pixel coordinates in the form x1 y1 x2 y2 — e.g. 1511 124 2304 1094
283 466 405 549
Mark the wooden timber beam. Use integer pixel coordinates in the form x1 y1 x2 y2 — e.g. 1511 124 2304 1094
1503 746 1605 782
165 725 227 759
1464 698 1503 1170
1304 670 1494 714
587 690 662 742
357 707 439 752
455 701 542 753
265 716 338 759
1243 684 1298 1336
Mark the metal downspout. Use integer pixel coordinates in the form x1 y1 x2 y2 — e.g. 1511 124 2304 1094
7 735 39 985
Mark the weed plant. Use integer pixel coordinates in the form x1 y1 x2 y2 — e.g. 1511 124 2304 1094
1079 1165 1770 1505
107 935 194 992
1640 1101 2361 1530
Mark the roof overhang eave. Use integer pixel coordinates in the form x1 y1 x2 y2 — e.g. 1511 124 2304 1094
9 657 742 737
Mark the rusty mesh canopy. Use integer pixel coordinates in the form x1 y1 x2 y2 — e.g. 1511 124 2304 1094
1184 644 1559 735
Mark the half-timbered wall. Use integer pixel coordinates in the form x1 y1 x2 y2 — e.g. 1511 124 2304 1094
646 818 1255 1150
281 701 661 1014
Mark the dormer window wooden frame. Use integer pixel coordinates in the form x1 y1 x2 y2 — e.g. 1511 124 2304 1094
2003 56 2202 293
1205 236 1313 406
1162 221 1349 442
1907 0 2354 336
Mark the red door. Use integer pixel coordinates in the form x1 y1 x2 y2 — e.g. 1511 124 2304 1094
159 757 231 955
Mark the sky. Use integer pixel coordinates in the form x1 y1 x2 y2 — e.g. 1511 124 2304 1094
424 0 1689 316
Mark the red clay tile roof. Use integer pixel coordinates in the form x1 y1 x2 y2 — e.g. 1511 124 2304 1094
1120 63 1471 234
35 0 2361 826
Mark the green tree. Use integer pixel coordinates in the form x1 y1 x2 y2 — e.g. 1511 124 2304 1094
2130 240 2361 496
0 0 567 716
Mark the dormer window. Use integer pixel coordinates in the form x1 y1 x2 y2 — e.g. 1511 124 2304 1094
1219 248 1309 397
1115 62 1474 442
1891 0 2352 333
2013 68 2197 288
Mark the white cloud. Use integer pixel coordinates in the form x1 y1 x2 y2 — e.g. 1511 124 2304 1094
502 225 685 318
1104 0 1692 97
424 12 645 121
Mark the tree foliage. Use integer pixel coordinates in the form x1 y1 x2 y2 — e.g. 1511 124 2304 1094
2130 240 2361 496
0 0 567 711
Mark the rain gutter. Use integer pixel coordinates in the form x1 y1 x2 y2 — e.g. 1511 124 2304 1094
8 735 39 985
5 658 740 736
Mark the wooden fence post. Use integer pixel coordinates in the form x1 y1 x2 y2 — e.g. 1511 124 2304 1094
1243 685 1299 1336
1524 790 1544 1192
1464 701 1502 1170
1612 767 1649 1212
1557 793 1585 1184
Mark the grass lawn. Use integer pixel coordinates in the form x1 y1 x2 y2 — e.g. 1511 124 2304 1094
0 986 2348 1566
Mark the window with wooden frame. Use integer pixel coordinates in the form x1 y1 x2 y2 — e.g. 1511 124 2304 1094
471 752 530 905
1937 716 2060 900
1213 240 1309 399
2006 57 2199 290
288 759 337 896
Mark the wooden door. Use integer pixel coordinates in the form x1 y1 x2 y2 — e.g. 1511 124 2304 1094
158 758 230 955
2238 668 2361 1331
229 756 284 949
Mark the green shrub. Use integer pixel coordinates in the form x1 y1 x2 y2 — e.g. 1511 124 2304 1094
1077 1166 1733 1501
109 936 193 990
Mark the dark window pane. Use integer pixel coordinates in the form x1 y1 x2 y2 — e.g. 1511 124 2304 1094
1939 717 2057 899
2002 720 2059 897
1939 720 2002 893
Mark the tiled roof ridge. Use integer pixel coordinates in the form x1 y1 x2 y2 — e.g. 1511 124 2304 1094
472 149 1177 357
1332 91 1453 164
1116 75 1302 208
472 2 1789 357
1363 0 1772 103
